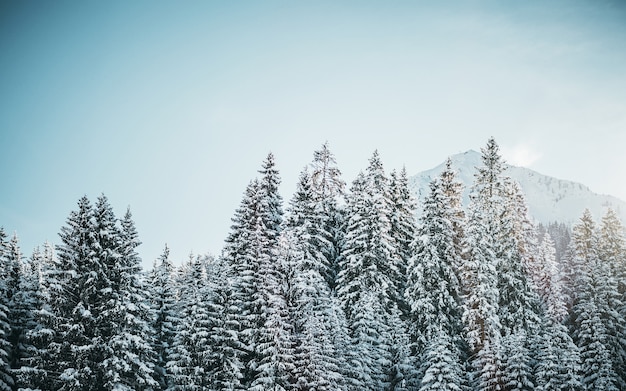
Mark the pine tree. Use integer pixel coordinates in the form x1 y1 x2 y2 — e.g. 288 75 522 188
502 332 534 391
569 209 620 390
337 151 409 390
534 317 581 391
598 207 626 385
388 167 417 315
308 142 346 287
0 228 14 391
461 138 507 390
5 232 25 375
52 195 103 390
405 171 466 388
9 242 48 390
531 233 568 323
284 171 347 390
15 244 56 391
149 245 179 390
100 208 157 390
206 257 246 391
418 329 463 391
167 256 215 390
221 153 294 389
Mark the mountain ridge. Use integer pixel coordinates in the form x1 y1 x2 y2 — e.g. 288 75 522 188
409 150 626 225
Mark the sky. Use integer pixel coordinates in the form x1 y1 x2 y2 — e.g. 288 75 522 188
1 0 626 268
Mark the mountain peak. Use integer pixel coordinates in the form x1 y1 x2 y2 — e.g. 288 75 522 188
410 151 626 225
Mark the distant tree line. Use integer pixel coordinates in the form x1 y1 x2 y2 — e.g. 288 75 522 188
1 138 625 390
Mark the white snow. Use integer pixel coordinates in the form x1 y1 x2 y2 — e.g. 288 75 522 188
409 150 626 225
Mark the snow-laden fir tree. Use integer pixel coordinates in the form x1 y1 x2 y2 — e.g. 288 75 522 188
569 209 621 390
149 245 179 390
404 166 466 389
45 195 157 390
308 142 346 287
284 169 348 390
531 233 581 391
16 243 57 391
499 180 543 336
418 328 463 391
388 167 417 315
461 138 544 390
531 233 568 323
4 232 25 376
337 151 410 390
49 195 102 390
8 239 50 390
0 228 14 391
534 316 581 391
598 207 626 386
461 138 507 390
99 208 157 390
221 153 296 389
167 256 216 390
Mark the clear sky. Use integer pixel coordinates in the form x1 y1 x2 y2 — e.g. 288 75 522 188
2 0 626 268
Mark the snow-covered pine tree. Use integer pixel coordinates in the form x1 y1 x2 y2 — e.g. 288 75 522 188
388 167 417 315
51 195 104 390
598 207 626 386
4 232 25 375
461 138 544 390
461 138 507 390
221 153 295 389
14 244 55 391
502 331 534 391
100 208 157 390
439 158 467 278
0 228 14 391
418 328 463 391
405 170 466 388
167 256 215 390
534 316 581 391
569 209 620 390
205 256 246 391
284 170 347 390
531 233 568 323
337 151 410 390
498 181 544 390
499 180 543 336
149 245 179 390
250 154 296 391
8 238 48 390
309 142 346 287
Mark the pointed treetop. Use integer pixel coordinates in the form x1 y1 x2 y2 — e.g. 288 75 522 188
478 137 506 179
310 142 344 199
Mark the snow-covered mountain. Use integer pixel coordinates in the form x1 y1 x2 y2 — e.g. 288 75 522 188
409 150 626 225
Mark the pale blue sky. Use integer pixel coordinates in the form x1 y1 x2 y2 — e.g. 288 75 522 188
2 0 625 268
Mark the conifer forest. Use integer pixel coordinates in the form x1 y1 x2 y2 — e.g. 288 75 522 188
2 138 625 391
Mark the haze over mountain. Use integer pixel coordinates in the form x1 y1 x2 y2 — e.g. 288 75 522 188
409 150 626 225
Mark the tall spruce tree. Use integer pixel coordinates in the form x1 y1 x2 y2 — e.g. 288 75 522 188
149 245 178 390
18 243 58 391
100 208 157 390
0 228 14 391
598 207 626 385
337 151 410 390
461 138 508 390
221 153 294 389
388 167 417 315
569 209 620 390
167 256 215 390
284 169 348 390
309 142 346 287
405 169 466 389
